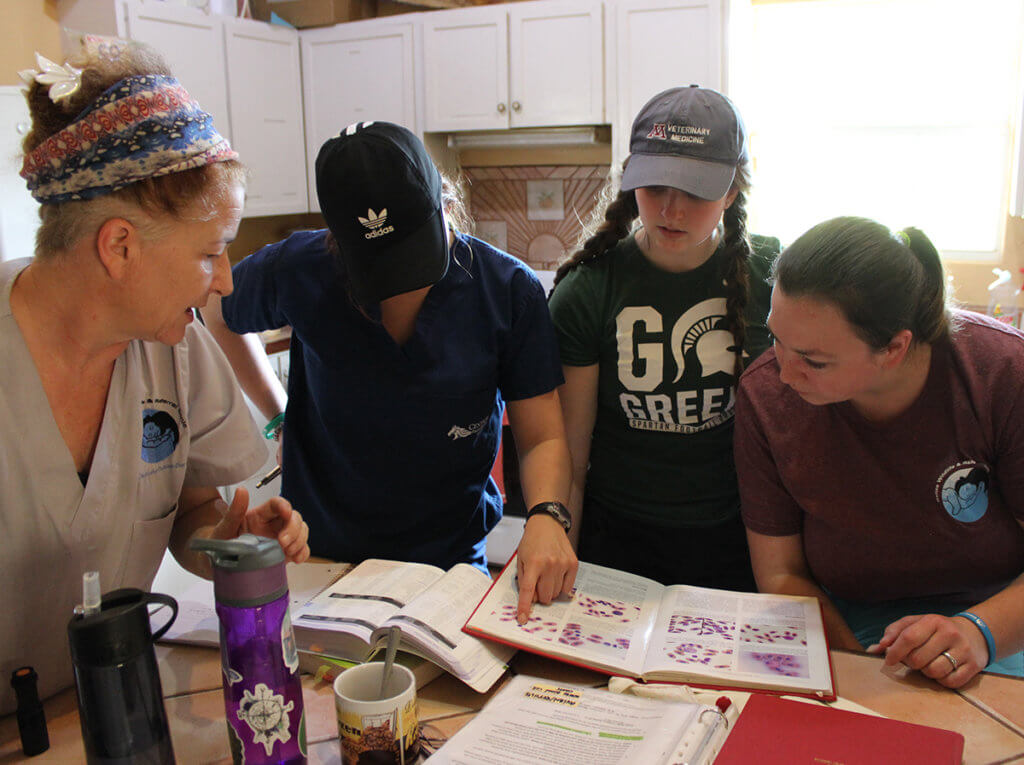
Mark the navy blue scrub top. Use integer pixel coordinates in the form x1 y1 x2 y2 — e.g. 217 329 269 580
221 230 564 570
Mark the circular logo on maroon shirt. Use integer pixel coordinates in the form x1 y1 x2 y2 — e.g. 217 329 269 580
935 461 990 523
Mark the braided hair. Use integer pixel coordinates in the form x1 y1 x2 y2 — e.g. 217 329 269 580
719 163 753 378
552 161 754 380
552 182 639 288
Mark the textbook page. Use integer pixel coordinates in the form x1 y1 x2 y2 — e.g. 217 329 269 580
465 560 662 677
640 586 832 695
293 559 445 653
425 675 702 765
372 564 515 693
465 558 836 698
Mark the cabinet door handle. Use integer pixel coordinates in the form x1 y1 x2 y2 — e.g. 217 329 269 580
512 101 522 112
497 103 507 113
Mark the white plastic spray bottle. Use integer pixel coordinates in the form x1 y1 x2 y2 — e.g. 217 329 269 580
987 268 1021 328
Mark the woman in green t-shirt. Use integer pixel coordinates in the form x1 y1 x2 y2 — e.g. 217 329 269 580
548 86 778 588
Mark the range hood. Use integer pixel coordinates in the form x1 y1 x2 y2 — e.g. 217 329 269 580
446 126 608 149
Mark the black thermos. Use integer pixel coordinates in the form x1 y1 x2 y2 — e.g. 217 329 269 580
67 587 178 764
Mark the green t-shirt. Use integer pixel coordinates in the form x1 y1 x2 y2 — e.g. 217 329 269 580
549 233 780 527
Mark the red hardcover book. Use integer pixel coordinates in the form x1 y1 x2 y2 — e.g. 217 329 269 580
715 693 964 764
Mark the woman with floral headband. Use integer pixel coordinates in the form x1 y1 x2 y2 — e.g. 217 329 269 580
0 40 309 715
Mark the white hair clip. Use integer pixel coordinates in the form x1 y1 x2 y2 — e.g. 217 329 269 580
17 52 82 103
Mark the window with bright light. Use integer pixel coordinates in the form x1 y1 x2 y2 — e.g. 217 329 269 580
730 0 1024 258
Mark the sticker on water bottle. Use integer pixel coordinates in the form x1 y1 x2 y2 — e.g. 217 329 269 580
237 682 295 756
281 609 299 674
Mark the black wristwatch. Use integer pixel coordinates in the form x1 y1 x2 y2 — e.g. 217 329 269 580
526 501 572 534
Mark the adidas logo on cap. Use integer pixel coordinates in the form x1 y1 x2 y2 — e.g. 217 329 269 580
359 208 394 239
359 208 388 229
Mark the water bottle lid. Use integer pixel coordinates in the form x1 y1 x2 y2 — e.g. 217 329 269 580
191 533 285 571
192 534 288 607
66 589 166 667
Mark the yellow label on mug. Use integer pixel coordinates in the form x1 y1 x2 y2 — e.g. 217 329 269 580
337 697 419 765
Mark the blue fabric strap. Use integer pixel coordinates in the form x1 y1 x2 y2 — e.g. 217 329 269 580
955 611 997 667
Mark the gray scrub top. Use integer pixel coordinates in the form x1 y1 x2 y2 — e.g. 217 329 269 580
0 258 267 714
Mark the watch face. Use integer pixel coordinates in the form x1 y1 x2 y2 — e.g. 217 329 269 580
531 502 571 532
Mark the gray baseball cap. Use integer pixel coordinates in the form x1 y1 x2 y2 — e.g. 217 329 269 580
621 85 748 201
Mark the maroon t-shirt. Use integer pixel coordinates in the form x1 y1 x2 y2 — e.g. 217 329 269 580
736 311 1024 603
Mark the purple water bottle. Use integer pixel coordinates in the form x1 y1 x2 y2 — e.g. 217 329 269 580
192 535 306 764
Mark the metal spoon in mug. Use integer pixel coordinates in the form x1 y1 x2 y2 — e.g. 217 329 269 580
379 626 400 700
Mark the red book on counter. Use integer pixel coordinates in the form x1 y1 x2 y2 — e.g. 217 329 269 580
715 693 964 764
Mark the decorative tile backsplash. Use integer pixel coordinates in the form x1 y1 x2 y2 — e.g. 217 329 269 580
464 165 610 272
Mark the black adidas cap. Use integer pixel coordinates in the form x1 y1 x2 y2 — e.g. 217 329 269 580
315 121 448 303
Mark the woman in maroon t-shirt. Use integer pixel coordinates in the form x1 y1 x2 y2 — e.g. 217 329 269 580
736 216 1024 688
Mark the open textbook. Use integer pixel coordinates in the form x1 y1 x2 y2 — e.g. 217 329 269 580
425 674 732 765
464 556 835 700
291 559 515 693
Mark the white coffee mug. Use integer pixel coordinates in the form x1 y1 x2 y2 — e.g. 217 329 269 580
334 662 419 765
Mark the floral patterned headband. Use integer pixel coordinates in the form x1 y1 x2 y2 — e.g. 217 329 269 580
19 65 238 204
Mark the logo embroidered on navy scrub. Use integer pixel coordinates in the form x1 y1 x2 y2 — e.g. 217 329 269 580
448 416 488 440
141 408 180 463
936 461 991 523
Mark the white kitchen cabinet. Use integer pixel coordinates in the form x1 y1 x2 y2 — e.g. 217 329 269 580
422 6 507 132
123 1 232 140
300 18 418 213
608 0 722 166
422 0 603 132
58 0 233 141
224 18 308 216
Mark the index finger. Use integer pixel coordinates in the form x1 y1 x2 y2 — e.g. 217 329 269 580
874 615 917 651
882 616 934 666
247 497 293 524
516 567 538 625
559 559 579 599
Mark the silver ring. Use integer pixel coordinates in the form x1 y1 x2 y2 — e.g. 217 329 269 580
941 650 959 673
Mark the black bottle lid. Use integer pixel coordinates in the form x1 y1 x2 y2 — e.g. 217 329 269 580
67 588 160 668
11 666 49 756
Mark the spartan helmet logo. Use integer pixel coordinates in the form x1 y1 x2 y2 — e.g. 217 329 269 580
670 298 736 382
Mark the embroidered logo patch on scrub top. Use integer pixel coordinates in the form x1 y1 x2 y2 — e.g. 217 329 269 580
141 407 180 463
936 461 991 523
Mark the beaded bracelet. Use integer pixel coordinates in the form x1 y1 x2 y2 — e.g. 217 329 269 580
954 611 996 667
263 412 285 441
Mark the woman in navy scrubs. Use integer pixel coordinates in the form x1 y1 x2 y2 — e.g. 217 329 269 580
207 122 577 620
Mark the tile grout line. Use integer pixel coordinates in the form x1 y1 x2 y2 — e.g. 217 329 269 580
958 690 1024 739
977 754 1024 765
